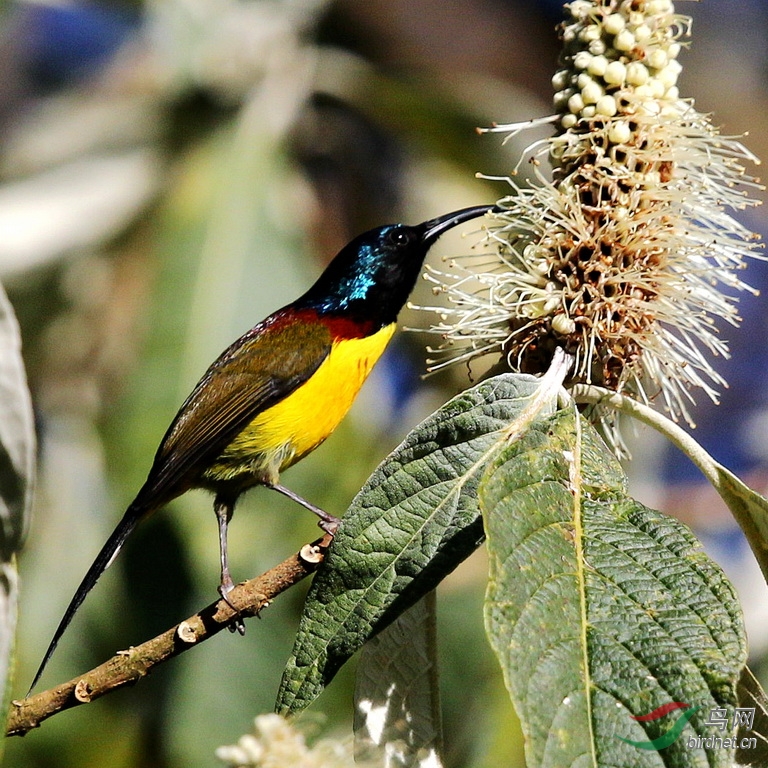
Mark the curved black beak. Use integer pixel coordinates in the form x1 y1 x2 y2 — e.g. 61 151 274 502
420 204 499 246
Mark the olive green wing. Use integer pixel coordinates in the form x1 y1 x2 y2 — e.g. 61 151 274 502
132 313 333 509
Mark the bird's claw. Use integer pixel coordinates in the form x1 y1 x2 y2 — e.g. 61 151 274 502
218 583 246 635
318 515 341 536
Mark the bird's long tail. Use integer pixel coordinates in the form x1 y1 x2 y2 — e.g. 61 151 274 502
27 501 151 695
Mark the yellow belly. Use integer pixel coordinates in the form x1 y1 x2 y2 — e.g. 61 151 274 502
207 323 395 485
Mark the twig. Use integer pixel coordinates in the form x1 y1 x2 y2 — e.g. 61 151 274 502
7 534 332 737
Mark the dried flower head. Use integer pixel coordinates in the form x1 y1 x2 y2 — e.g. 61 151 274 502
421 0 762 426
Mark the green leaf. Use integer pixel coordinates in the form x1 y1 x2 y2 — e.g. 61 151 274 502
736 668 768 765
276 372 559 715
482 407 747 768
354 592 443 767
573 384 768 587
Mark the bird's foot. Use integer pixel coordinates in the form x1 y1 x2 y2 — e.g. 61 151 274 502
318 514 341 536
270 483 341 535
218 581 246 635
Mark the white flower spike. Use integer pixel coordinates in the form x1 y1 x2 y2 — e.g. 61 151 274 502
423 0 763 433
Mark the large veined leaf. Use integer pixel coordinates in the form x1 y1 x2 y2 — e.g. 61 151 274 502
574 384 768 587
353 592 442 767
482 406 747 768
737 669 768 765
276 372 560 715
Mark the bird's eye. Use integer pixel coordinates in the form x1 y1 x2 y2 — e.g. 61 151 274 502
386 228 414 248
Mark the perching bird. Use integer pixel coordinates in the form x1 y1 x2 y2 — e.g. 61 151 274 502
28 204 495 692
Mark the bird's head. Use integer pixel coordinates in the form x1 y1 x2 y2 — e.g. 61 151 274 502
298 205 496 325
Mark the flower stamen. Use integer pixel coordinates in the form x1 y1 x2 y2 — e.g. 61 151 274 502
419 0 764 439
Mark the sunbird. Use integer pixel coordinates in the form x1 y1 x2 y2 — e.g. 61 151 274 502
29 204 495 692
